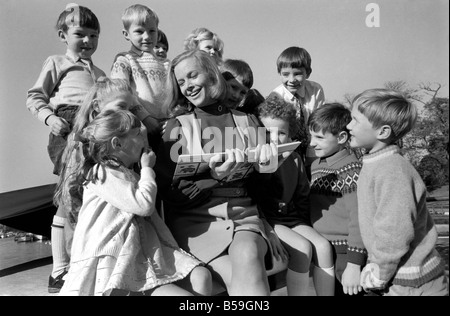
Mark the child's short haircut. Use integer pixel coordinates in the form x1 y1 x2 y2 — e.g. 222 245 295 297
221 59 253 89
352 88 417 143
277 47 312 76
56 5 100 33
257 93 299 138
157 29 169 51
308 103 351 136
121 4 159 30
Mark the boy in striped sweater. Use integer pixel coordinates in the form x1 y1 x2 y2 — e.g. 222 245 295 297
308 103 367 296
347 88 447 296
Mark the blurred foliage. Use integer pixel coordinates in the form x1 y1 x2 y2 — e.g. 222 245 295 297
387 81 449 190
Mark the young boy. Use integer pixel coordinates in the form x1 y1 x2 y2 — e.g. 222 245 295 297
26 4 105 293
153 29 169 60
250 94 335 296
111 4 176 150
308 103 367 296
347 88 448 296
271 46 325 176
220 59 254 109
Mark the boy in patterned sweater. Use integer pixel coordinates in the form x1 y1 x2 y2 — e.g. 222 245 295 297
308 103 367 296
347 89 447 296
110 4 177 150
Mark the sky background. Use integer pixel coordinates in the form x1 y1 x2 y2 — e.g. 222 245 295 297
0 0 449 193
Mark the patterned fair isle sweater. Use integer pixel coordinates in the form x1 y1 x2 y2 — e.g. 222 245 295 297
358 145 445 287
310 149 367 266
110 46 174 120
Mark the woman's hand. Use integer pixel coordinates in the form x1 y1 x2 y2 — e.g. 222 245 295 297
209 148 245 180
254 143 278 173
262 219 288 262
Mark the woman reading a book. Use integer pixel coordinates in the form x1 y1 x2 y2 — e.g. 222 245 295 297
155 50 279 296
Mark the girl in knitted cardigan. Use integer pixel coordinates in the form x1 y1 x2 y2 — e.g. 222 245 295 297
60 109 211 296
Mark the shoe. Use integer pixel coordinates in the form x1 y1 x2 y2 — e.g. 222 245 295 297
48 270 68 293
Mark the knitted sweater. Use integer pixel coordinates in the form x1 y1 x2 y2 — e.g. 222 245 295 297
310 149 367 266
358 145 445 287
111 46 174 120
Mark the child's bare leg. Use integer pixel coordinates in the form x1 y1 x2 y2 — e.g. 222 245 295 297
292 225 335 296
274 224 312 296
175 266 212 296
227 231 269 296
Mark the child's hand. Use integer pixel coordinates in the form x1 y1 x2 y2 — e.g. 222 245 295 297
360 263 386 292
140 148 156 169
341 262 363 295
48 115 70 136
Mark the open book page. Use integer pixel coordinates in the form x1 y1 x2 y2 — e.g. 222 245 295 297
172 141 301 182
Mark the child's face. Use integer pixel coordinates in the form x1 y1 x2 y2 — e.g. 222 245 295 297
225 76 249 109
123 20 158 53
174 57 215 108
198 40 219 58
59 26 99 59
346 106 381 153
113 127 146 168
260 116 291 145
279 67 308 95
153 42 168 59
309 129 343 158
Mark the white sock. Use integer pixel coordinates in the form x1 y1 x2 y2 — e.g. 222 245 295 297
286 268 310 296
51 216 69 278
312 265 335 296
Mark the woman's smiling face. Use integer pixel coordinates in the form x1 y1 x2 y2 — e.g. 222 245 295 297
174 57 215 107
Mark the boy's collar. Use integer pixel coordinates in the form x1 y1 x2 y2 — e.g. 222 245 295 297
283 84 306 100
65 50 92 64
318 148 350 166
362 145 400 162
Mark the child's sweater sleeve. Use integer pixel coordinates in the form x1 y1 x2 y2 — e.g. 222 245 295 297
26 56 60 124
343 189 367 266
89 165 158 217
369 165 416 282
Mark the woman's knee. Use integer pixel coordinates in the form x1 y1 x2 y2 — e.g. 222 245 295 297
229 232 267 263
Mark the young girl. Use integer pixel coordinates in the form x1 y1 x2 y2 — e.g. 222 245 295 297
250 94 335 296
155 49 279 296
183 27 224 65
59 109 211 296
54 77 146 264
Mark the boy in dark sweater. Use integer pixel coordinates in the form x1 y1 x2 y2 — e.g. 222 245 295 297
308 103 367 296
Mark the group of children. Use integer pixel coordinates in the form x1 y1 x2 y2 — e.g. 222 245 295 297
26 3 447 296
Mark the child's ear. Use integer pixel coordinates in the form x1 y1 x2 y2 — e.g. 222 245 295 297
58 30 67 44
122 29 130 42
377 125 392 140
111 136 122 150
337 131 348 144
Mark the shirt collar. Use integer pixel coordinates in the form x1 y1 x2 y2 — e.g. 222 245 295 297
282 84 306 101
65 50 92 65
318 148 351 166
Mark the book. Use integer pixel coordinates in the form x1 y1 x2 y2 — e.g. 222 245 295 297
173 141 301 182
